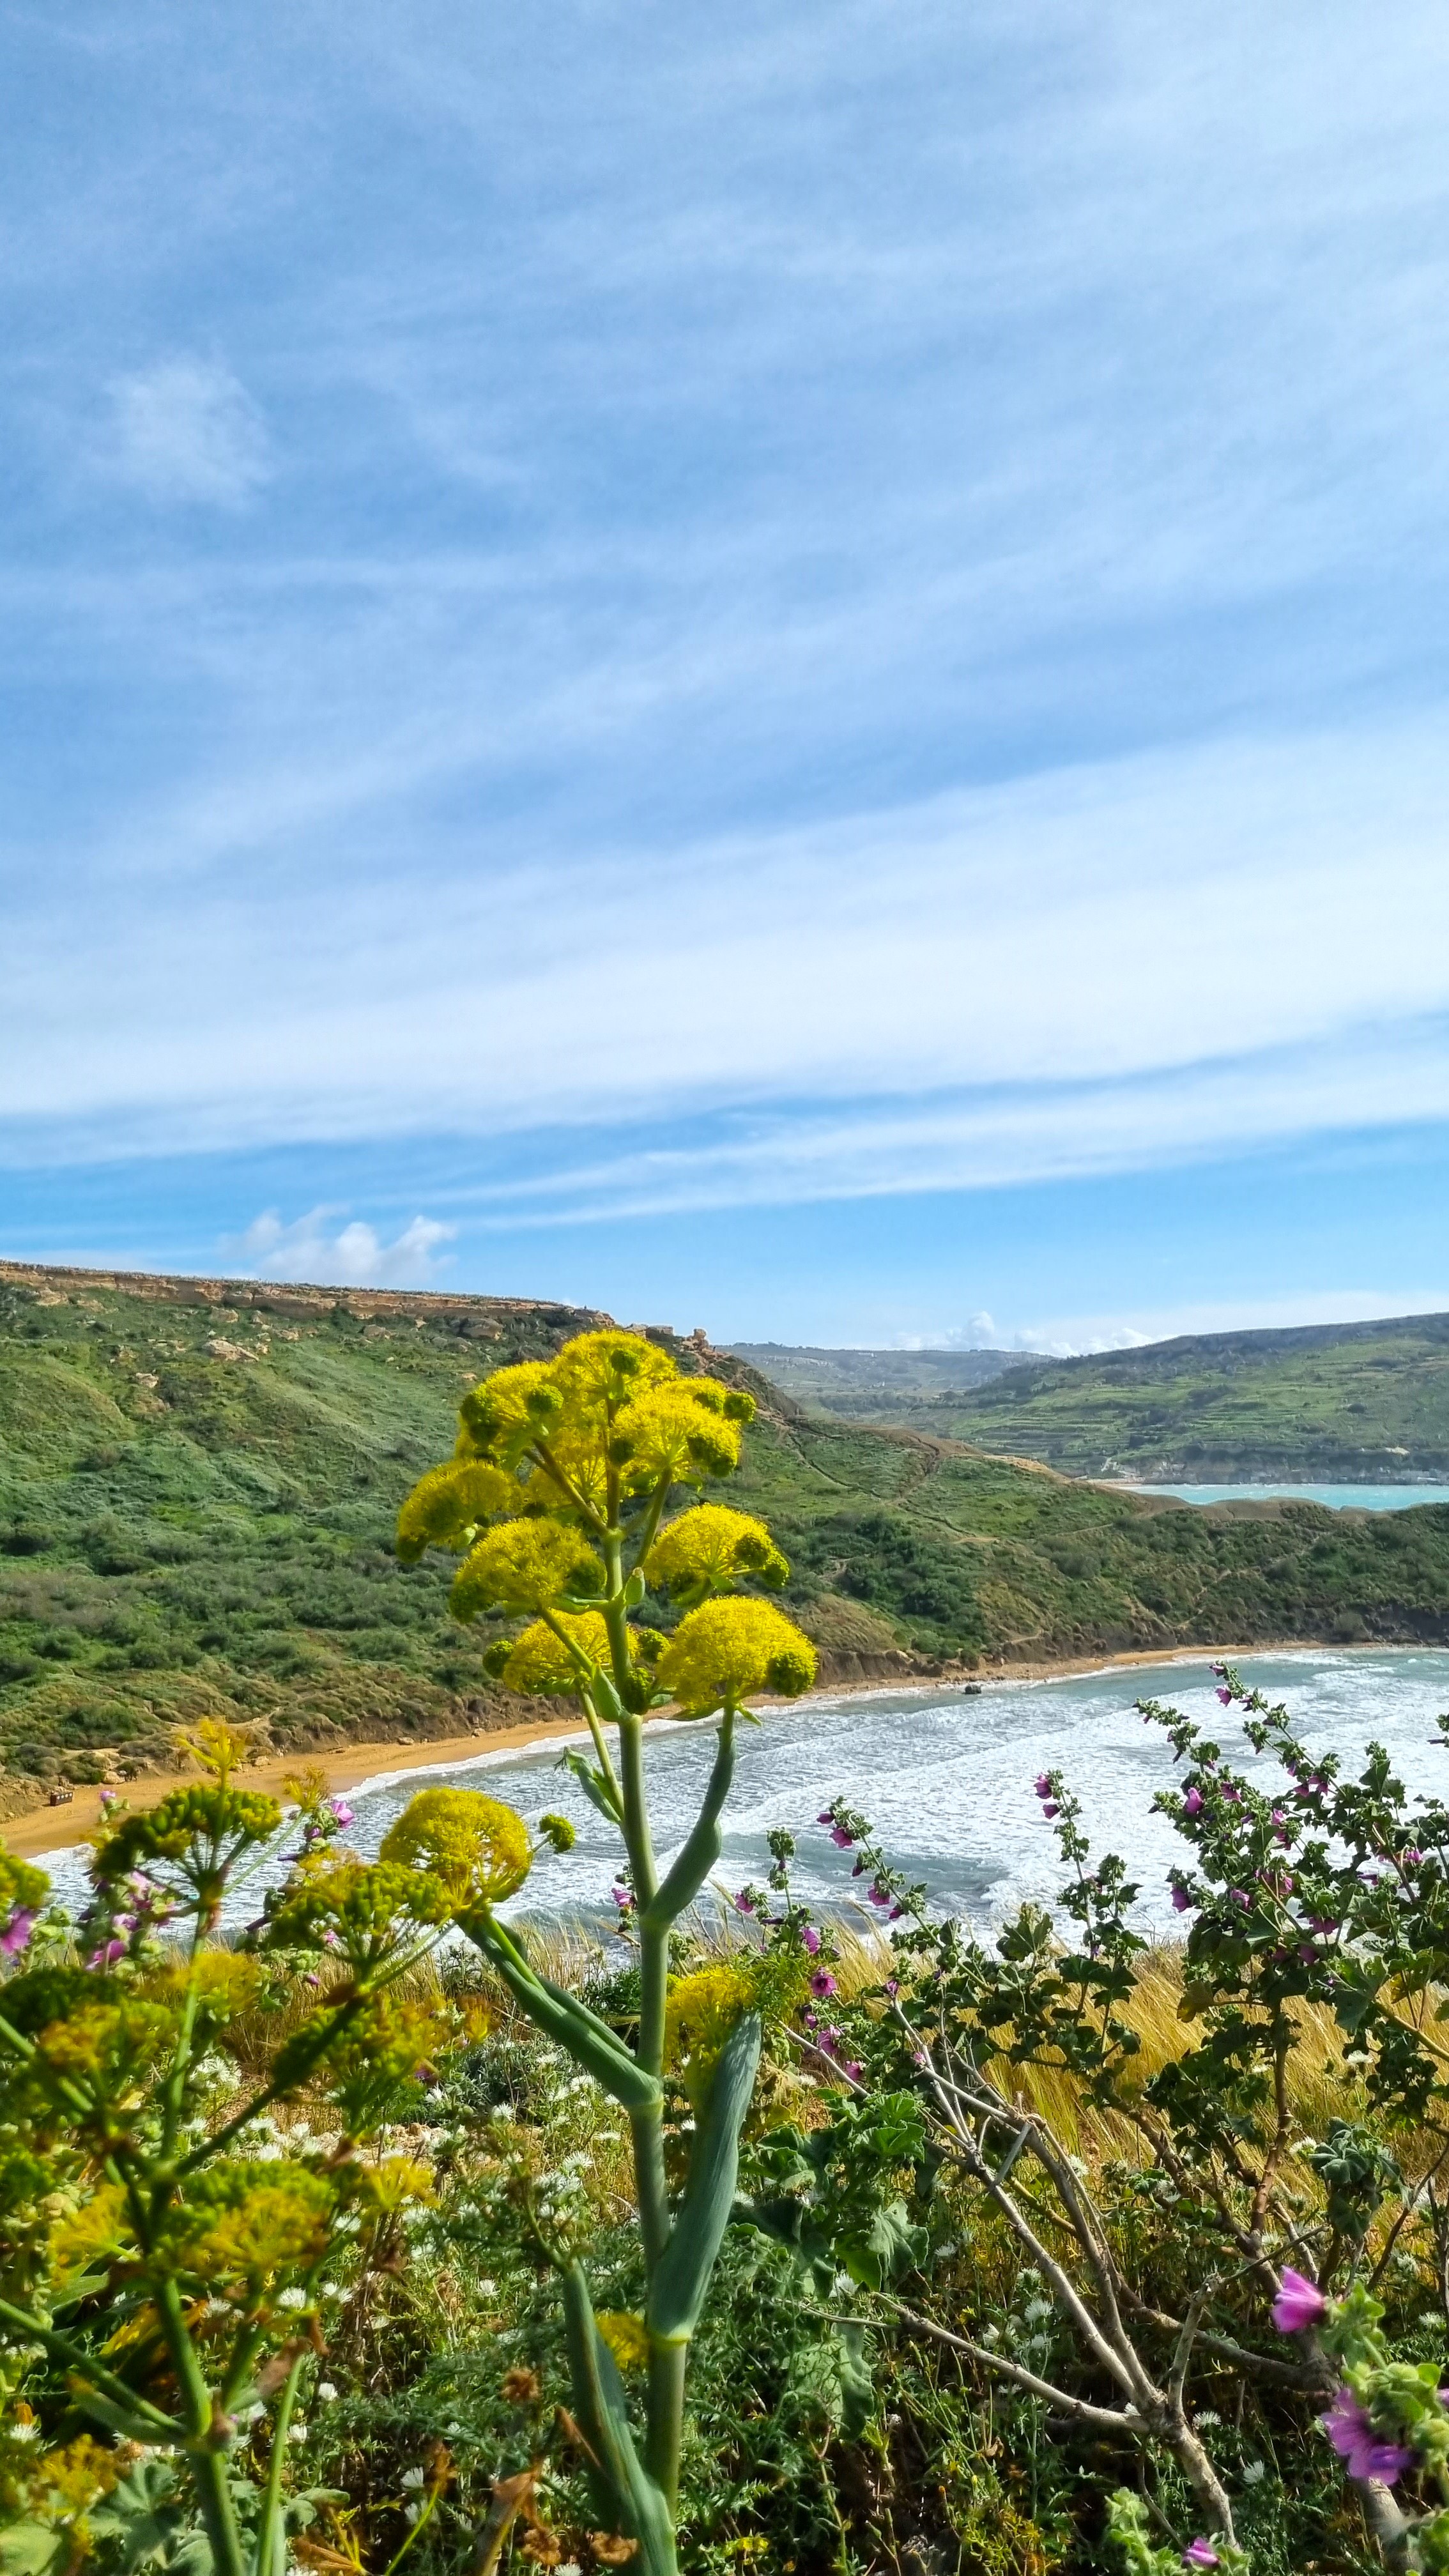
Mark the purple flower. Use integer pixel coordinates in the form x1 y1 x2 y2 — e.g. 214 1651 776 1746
1041 1802 1060 1821
1216 1687 1234 1706
611 1885 634 1912
1183 2545 1220 2570
86 1939 126 1970
868 1881 892 1908
328 1798 355 1829
1222 1784 1241 1804
1034 1774 1053 1798
1170 1884 1193 1913
0 1908 36 1959
1322 2386 1414 2485
816 1809 834 1825
1230 1889 1251 1908
831 1827 854 1850
801 1923 822 1954
889 1903 905 1920
1183 1788 1204 1818
1402 1848 1423 1870
843 2060 864 2083
1271 2267 1326 2334
1309 1915 1340 1935
809 1969 838 1998
732 1890 755 1915
884 1976 900 1996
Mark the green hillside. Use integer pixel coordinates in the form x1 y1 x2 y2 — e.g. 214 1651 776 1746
740 1312 1449 1482
5 1260 1449 1803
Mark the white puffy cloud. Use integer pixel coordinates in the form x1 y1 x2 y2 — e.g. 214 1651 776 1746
231 1208 455 1287
105 357 271 506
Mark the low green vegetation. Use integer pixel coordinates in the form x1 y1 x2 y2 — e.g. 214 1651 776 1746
8 1265 1449 1795
7 1609 1449 2573
737 1314 1449 1483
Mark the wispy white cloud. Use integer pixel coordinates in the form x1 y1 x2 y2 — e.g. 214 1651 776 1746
104 357 271 506
228 1207 455 1286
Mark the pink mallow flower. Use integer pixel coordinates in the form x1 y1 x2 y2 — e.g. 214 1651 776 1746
1271 2267 1326 2333
0 1908 36 1958
1216 1687 1234 1706
1183 2545 1220 2570
328 1798 355 1829
1041 1803 1060 1821
801 1923 822 1953
809 1968 838 1998
86 1939 126 1970
1183 1788 1204 1818
1321 2387 1413 2485
1170 1885 1193 1913
1034 1774 1053 1798
831 1827 855 1850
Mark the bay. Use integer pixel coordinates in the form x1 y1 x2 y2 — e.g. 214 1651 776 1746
40 1647 1449 1943
1125 1483 1449 1511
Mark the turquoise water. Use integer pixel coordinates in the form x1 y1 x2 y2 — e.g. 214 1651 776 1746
1127 1483 1449 1512
43 1646 1449 1941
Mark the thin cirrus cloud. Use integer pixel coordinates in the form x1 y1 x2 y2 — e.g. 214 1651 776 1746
104 356 271 507
5 716 1449 1220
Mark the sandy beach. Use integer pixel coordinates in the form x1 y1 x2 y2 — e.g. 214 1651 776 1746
0 1639 1290 1861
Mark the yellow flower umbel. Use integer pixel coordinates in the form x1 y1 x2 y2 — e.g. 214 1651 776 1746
664 1964 759 2106
657 1598 816 1716
378 1788 532 1904
450 1518 604 1621
644 1505 788 1603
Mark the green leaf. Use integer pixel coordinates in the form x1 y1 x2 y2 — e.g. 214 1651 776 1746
834 2321 875 2441
649 2013 761 2341
839 2198 926 2291
559 1751 623 1824
0 2524 66 2576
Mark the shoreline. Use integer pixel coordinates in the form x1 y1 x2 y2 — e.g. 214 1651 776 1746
0 1637 1347 1861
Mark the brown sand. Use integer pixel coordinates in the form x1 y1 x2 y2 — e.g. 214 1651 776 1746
0 1639 1291 1860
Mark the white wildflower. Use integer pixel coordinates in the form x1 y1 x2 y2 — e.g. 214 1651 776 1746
318 2383 338 2403
401 2469 425 2490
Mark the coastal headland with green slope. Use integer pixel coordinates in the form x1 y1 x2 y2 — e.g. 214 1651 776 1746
5 1259 1449 1817
733 1310 1449 1482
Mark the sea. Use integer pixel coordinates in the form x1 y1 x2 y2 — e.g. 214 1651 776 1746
38 1647 1449 1945
1128 1483 1449 1511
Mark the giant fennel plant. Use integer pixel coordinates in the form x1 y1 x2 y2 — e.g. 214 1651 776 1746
393 1328 817 2576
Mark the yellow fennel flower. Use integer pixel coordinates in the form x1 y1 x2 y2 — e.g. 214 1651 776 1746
610 1381 751 1491
457 1360 564 1464
657 1598 816 1715
171 2163 334 2290
36 1998 178 2087
349 2153 437 2213
450 1519 604 1621
643 1505 788 1600
664 1963 758 2102
379 1787 533 1901
595 2309 650 2373
550 1328 677 1420
396 1459 516 1563
47 2183 132 2287
498 1609 615 1697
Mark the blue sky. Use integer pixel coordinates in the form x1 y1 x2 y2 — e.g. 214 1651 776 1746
5 1 1449 1350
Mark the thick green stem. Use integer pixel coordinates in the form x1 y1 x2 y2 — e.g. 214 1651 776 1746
148 2274 248 2576
645 2336 688 2510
